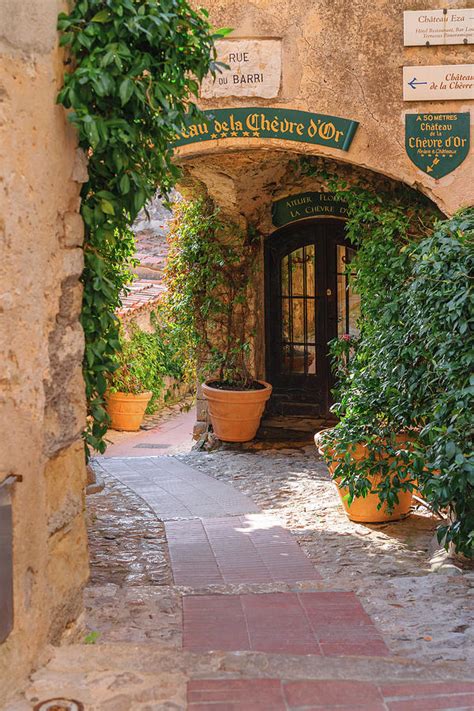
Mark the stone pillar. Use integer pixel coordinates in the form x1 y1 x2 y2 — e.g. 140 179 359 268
0 0 89 703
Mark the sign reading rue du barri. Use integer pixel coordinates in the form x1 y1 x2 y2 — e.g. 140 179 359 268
200 39 282 99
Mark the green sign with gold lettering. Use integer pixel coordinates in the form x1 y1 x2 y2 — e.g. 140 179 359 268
174 107 359 151
272 192 348 227
405 112 470 179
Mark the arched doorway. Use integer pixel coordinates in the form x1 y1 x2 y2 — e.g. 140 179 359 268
264 218 360 418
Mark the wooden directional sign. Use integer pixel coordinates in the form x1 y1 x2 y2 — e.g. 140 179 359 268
403 65 474 101
174 107 359 152
405 112 470 178
272 192 348 227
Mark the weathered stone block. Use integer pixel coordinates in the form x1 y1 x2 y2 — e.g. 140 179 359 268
63 211 85 248
45 441 86 536
71 148 89 183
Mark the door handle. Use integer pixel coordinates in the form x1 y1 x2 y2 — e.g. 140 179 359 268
326 289 332 297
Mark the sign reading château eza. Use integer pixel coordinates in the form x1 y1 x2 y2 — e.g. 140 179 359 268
174 108 359 151
405 112 470 178
272 192 348 227
404 9 473 46
200 39 282 99
403 64 474 101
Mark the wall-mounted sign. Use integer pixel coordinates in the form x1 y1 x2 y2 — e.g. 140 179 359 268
174 108 359 151
403 64 474 101
272 192 348 227
405 112 470 178
200 39 282 99
404 9 473 46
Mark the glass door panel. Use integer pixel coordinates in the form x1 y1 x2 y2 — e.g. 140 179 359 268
336 245 360 338
280 244 316 376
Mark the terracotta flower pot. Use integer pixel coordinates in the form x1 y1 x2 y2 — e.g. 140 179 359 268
106 391 152 431
202 380 272 442
314 429 414 523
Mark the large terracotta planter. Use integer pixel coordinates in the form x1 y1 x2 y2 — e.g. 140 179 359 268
314 429 414 523
202 380 272 442
106 390 152 431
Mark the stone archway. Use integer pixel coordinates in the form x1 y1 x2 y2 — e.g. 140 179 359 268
175 147 439 435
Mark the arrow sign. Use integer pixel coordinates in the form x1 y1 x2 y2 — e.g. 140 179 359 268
403 64 474 101
408 77 428 90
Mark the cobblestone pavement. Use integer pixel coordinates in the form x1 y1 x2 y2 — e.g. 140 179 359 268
8 436 474 710
87 471 172 587
178 441 474 667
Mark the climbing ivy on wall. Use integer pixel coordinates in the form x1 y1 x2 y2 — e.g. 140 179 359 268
57 0 224 456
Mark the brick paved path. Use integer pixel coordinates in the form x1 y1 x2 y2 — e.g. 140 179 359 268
93 455 473 710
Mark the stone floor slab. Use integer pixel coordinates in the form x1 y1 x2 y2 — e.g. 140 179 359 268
187 679 286 710
187 679 474 711
96 457 259 520
166 514 321 586
183 592 389 656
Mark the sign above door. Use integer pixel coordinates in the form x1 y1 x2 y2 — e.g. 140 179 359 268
174 108 359 152
272 192 348 227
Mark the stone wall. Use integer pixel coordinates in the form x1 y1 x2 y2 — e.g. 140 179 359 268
183 0 473 216
0 0 88 703
181 0 472 430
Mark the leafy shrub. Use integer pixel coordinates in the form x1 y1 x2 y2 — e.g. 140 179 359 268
310 166 472 556
109 326 165 413
159 198 259 388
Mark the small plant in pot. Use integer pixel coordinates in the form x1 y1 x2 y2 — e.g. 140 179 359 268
202 341 272 443
106 325 164 431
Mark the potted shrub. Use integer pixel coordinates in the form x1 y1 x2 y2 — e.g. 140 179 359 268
315 427 415 523
161 198 271 442
106 325 164 431
314 334 416 522
202 357 272 443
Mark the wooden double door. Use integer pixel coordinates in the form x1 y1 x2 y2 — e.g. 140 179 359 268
265 219 359 418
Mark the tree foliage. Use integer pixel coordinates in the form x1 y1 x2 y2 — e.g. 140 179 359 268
57 0 223 455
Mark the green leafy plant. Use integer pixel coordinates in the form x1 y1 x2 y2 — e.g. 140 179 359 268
109 325 165 413
160 197 260 389
57 0 225 456
310 162 472 556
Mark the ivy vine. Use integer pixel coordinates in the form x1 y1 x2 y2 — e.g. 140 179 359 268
57 0 225 456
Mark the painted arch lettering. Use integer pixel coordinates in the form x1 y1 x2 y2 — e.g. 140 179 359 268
174 107 359 152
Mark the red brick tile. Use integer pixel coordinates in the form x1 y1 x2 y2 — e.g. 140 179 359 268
182 596 250 651
284 680 385 708
382 681 474 711
187 679 286 710
167 515 320 586
381 682 474 697
183 592 387 656
386 694 474 711
242 592 321 654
